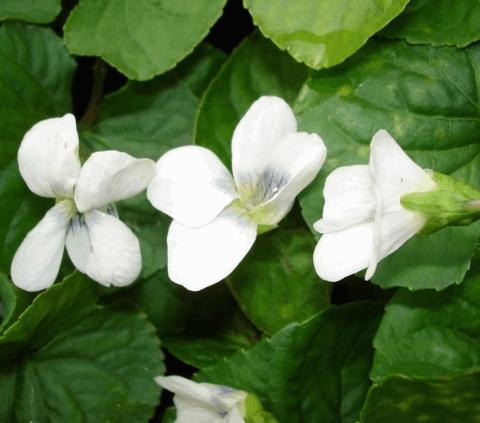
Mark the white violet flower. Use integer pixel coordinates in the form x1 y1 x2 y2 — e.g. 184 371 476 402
313 130 436 282
147 96 327 291
11 114 155 291
155 376 247 423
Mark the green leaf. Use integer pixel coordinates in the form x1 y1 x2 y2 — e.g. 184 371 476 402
0 273 33 333
194 31 308 165
296 39 480 290
134 269 259 368
198 302 382 423
0 23 76 272
371 258 480 382
382 0 480 48
64 0 227 81
360 372 480 423
161 407 176 423
81 75 198 160
244 0 410 70
174 43 227 98
229 228 330 334
0 273 164 422
0 0 61 24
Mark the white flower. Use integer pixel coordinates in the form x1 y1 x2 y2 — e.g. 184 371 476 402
11 114 155 291
313 130 436 282
155 376 247 423
147 96 326 291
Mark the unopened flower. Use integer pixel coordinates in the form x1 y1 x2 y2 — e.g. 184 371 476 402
155 376 247 423
313 130 436 282
147 96 326 290
11 114 155 291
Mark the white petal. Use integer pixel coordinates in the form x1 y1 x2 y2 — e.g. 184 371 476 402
156 376 218 406
65 216 91 274
167 206 257 291
365 209 426 280
232 96 297 188
66 210 141 287
369 130 436 213
18 114 81 198
74 151 155 213
247 132 327 226
175 402 223 423
314 165 375 233
147 146 237 227
226 406 246 423
313 223 375 282
11 201 72 291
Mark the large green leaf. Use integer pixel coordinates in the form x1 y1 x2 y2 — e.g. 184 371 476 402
198 302 382 423
296 39 480 290
194 31 308 165
229 227 330 334
0 23 76 272
0 273 164 422
360 372 480 422
244 0 410 70
134 269 259 368
371 258 480 381
174 43 226 99
0 0 61 24
382 0 480 48
64 0 227 80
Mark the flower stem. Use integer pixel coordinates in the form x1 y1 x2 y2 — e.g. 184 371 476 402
79 59 108 128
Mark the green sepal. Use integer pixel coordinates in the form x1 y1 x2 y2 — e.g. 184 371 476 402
401 172 480 234
256 224 278 235
244 393 279 423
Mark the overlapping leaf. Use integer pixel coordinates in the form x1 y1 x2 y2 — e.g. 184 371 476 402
64 0 227 80
361 372 480 422
383 0 480 47
0 0 61 24
244 0 410 69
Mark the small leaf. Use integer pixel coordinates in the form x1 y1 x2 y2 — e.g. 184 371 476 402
371 257 480 381
0 0 61 24
360 372 480 422
64 0 227 80
382 0 480 48
244 0 410 69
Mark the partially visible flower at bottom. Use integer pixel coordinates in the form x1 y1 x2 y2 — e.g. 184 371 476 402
313 130 436 282
156 376 247 423
156 376 278 423
11 114 155 291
